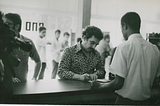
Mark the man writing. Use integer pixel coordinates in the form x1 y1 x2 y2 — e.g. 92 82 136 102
58 26 106 81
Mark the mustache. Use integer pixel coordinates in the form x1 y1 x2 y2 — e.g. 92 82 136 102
88 48 94 51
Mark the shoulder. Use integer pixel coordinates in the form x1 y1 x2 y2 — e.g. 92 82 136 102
94 49 101 57
116 41 129 50
65 44 77 52
20 35 34 44
20 35 32 41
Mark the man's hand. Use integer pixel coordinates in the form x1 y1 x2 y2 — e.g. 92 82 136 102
79 74 91 82
91 81 103 89
12 77 21 83
89 74 98 81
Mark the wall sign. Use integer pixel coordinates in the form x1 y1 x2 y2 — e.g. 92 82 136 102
26 22 44 31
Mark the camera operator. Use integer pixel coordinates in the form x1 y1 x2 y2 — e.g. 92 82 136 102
2 13 41 83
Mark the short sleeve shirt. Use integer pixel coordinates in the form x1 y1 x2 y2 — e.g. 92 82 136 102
110 34 160 100
13 35 40 82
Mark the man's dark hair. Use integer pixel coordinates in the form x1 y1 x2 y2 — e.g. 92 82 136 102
77 37 82 43
39 26 46 32
55 29 61 34
63 32 70 37
82 26 103 40
4 13 22 32
121 12 141 31
104 34 110 40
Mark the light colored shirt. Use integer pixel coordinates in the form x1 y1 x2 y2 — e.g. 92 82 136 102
96 39 111 56
51 37 62 63
37 37 47 62
110 34 160 101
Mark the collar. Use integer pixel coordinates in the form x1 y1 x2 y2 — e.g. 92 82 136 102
128 33 142 41
75 43 96 55
75 43 82 53
16 34 21 38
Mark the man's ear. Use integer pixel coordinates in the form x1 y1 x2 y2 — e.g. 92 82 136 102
15 24 20 31
82 35 87 41
123 23 128 30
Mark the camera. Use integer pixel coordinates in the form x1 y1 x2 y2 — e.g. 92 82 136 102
0 11 32 76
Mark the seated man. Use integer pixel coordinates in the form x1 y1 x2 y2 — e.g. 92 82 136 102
58 26 106 81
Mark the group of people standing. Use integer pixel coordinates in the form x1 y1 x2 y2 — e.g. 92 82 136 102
0 11 160 105
37 28 71 80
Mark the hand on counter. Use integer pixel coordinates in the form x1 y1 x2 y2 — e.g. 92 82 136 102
12 77 21 83
90 81 104 89
89 74 98 81
73 73 91 82
80 74 91 82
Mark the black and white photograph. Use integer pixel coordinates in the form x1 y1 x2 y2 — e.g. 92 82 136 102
0 0 160 105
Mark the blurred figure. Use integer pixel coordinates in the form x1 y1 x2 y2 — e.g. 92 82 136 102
37 27 48 80
58 26 106 81
96 34 112 66
3 13 41 83
77 37 82 44
51 29 62 79
61 32 70 51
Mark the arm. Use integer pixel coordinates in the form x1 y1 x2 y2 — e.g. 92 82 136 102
91 75 124 91
58 48 75 79
92 45 127 90
32 61 41 80
58 48 90 81
95 53 106 79
29 40 41 80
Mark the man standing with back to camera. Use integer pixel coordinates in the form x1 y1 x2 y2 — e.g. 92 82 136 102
91 12 160 105
2 13 41 83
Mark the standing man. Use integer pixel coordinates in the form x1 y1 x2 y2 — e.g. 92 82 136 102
51 29 62 79
3 13 41 83
91 12 160 105
61 32 70 51
37 26 48 80
58 26 106 81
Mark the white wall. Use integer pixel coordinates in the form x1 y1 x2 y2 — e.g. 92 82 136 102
91 0 160 47
1 0 160 47
1 0 160 79
0 0 78 44
0 0 79 76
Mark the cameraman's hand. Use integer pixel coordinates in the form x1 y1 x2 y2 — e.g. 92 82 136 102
89 74 98 81
12 77 21 83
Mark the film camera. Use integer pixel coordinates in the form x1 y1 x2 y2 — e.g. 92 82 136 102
0 11 32 78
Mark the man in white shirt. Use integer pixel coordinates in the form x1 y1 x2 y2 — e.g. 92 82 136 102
37 27 47 79
91 12 160 105
51 29 62 79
